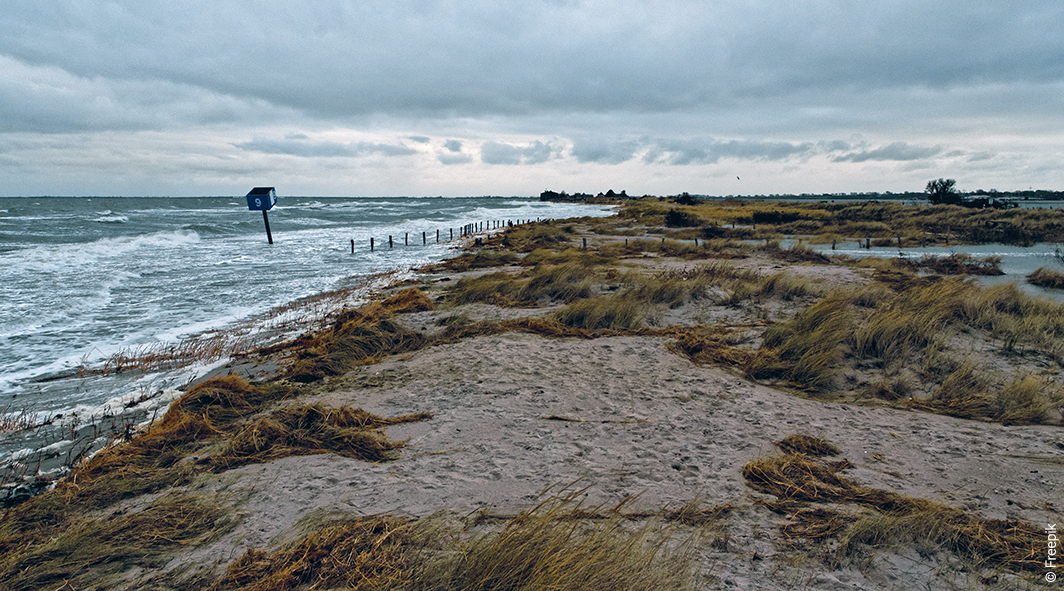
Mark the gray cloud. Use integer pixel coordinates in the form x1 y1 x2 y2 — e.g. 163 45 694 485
438 152 472 165
643 138 817 165
234 137 416 158
3 2 1062 126
1 2 1063 195
481 140 556 165
571 139 641 164
831 142 941 163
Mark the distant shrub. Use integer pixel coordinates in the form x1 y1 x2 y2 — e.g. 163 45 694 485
665 209 701 227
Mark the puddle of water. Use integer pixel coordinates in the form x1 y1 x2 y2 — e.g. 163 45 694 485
796 240 1064 303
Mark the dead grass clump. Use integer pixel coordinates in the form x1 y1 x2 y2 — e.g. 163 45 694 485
214 493 699 591
1027 266 1064 289
520 247 615 268
833 505 1044 573
445 262 601 308
780 507 855 542
757 241 831 264
382 288 436 313
742 453 857 502
446 272 524 307
502 223 571 252
917 253 1004 276
414 495 698 591
209 404 430 471
627 263 757 308
746 294 857 392
520 262 598 304
913 361 994 419
757 272 813 301
776 434 840 457
285 317 427 382
166 374 276 425
552 296 648 330
668 326 751 369
435 251 521 272
41 380 272 511
993 375 1059 425
743 451 1045 573
2 495 236 591
210 514 423 591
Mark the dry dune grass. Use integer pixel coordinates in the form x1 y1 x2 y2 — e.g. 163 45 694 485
1027 266 1064 289
0 374 430 588
210 404 431 471
742 448 1045 574
285 289 433 382
743 275 1064 424
209 514 422 591
775 434 841 457
211 491 700 591
2 494 236 591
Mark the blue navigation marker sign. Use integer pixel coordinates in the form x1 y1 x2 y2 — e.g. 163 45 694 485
246 187 277 243
247 186 277 211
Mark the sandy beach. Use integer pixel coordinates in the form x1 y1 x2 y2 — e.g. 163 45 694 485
2 199 1063 590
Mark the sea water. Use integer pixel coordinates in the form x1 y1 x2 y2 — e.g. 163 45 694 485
0 196 614 485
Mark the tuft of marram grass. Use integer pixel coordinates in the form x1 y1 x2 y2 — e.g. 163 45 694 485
412 494 698 591
211 494 699 591
742 450 1046 573
776 434 841 457
1027 266 1064 289
552 295 649 330
209 403 431 471
2 494 237 591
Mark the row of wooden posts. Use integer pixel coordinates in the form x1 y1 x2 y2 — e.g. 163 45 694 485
358 219 538 252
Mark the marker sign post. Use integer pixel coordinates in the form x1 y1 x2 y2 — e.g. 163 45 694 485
246 187 277 244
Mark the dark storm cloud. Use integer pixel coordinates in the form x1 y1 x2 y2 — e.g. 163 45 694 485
571 139 642 164
3 2 1062 128
234 137 416 158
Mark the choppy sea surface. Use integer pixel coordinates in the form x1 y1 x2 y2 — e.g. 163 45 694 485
0 196 613 485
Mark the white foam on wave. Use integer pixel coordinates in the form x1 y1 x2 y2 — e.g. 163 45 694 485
5 229 201 273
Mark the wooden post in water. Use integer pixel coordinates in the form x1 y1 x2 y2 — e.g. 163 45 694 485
371 237 374 251
437 229 439 243
423 231 426 245
405 233 408 246
351 239 354 254
389 235 393 248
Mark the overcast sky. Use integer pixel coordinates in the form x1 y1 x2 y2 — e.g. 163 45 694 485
2 1 1063 197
